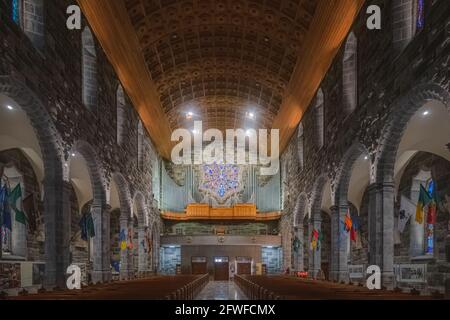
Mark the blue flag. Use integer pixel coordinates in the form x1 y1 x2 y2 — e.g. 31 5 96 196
0 185 12 230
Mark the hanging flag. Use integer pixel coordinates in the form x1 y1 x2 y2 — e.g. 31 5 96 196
0 184 12 230
350 214 359 242
119 229 127 251
9 184 27 225
427 181 439 225
79 212 95 241
399 195 415 232
344 212 352 233
415 184 431 224
127 227 134 250
311 229 319 250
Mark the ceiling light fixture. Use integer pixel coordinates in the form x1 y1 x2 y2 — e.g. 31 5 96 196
6 105 13 110
422 110 429 116
246 112 255 119
186 111 193 120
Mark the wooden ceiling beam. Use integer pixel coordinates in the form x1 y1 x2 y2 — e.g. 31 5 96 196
77 0 173 158
273 0 365 153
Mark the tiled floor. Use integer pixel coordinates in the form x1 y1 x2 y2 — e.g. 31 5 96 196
195 281 248 300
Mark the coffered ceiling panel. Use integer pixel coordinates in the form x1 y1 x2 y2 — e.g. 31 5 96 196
124 0 318 131
78 0 365 159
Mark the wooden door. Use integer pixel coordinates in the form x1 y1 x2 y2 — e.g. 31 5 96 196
214 257 229 281
237 263 251 275
192 262 207 274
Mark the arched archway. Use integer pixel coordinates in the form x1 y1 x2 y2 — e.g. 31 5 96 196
331 142 370 282
292 193 308 272
133 191 151 277
371 83 450 289
309 174 333 279
110 172 133 280
0 76 65 288
70 140 110 283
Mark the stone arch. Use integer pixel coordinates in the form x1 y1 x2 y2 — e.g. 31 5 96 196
110 172 134 280
369 83 450 288
292 193 308 271
111 172 132 219
133 191 152 276
70 140 110 283
293 193 308 226
334 142 370 206
375 83 450 185
0 75 66 288
71 140 106 207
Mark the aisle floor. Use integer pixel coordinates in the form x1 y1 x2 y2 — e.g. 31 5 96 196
195 281 248 300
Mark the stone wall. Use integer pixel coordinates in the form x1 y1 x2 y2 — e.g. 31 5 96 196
280 0 450 290
0 0 161 286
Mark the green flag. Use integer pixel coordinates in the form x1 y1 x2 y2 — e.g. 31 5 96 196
9 184 27 225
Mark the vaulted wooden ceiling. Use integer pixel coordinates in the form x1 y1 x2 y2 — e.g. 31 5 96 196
78 0 365 159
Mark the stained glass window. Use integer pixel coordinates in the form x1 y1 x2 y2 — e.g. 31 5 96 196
416 0 425 31
200 163 239 199
12 0 21 25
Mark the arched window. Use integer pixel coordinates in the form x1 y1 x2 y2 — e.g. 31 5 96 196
342 32 357 116
137 120 144 170
11 0 45 50
82 26 98 111
392 0 425 51
315 88 324 148
116 85 126 146
297 122 304 169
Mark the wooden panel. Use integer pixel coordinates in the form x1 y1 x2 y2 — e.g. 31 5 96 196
161 204 280 221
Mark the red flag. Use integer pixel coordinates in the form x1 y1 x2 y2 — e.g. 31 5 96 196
350 226 356 242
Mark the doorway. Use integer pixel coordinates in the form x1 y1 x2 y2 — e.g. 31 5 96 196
214 257 229 281
236 257 252 275
191 256 207 274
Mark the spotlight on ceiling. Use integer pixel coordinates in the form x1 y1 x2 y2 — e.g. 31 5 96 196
6 105 14 110
186 111 193 120
422 110 430 116
364 156 368 160
246 112 255 119
71 153 76 157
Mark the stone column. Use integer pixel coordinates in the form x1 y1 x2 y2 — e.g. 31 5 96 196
409 178 426 257
330 205 350 283
293 226 304 271
137 226 148 276
91 203 112 283
119 216 131 280
309 214 322 279
368 182 395 289
43 176 70 289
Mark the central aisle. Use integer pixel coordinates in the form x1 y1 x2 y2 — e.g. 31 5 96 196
195 281 248 300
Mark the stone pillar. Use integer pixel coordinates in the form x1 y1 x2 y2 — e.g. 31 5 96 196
282 221 292 272
119 216 131 280
91 203 112 283
368 182 395 289
330 205 349 283
43 176 70 289
409 178 426 256
309 214 322 279
293 226 304 271
137 226 148 276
